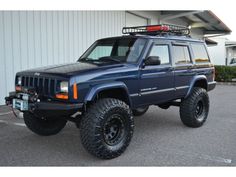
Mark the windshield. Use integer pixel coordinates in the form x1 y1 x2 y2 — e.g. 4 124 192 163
79 38 147 63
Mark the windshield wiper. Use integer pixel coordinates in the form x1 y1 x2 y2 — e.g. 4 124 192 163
79 58 97 63
98 56 121 63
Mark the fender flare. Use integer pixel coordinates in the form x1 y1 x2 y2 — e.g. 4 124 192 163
85 81 132 106
185 75 208 98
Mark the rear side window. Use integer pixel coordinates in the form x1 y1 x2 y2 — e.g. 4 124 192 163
173 45 191 64
191 43 210 63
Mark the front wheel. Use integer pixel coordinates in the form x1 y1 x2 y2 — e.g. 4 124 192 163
180 87 209 128
80 98 134 159
23 112 67 136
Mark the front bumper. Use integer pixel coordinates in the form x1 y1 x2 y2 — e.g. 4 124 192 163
5 91 84 117
32 102 83 111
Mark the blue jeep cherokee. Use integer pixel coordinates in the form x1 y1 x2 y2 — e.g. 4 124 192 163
5 24 216 159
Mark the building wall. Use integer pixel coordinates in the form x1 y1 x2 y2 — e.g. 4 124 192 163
127 11 160 25
125 12 148 26
207 37 227 65
0 11 126 104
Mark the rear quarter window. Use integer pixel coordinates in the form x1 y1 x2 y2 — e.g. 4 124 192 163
191 43 210 63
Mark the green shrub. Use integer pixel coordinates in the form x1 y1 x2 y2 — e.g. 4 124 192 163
215 65 236 82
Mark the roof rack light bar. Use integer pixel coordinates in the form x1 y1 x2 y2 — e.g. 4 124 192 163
122 24 190 36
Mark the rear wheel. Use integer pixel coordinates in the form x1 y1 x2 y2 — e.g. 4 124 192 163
80 98 134 159
132 106 149 116
180 87 209 128
23 112 67 136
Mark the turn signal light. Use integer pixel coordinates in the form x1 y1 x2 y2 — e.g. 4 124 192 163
55 93 68 99
73 83 78 99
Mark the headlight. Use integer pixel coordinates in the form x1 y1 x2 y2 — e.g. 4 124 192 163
17 76 22 85
60 81 68 93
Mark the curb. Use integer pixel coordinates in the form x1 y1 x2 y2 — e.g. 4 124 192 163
216 82 236 86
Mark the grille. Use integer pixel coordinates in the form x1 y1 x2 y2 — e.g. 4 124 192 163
21 75 58 97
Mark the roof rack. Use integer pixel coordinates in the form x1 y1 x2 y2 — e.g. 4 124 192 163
122 24 190 36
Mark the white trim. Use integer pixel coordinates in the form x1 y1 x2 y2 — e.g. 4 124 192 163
176 86 189 90
141 88 175 95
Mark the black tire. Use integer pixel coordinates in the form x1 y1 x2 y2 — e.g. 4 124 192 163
180 87 209 128
23 112 67 136
80 98 134 159
132 106 149 116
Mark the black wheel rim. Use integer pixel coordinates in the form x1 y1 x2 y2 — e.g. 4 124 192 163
103 114 125 146
195 100 204 121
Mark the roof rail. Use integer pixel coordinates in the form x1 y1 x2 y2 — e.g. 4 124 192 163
122 24 190 36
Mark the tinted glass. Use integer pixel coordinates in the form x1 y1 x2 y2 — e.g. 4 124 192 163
191 43 209 63
173 45 191 64
149 45 170 64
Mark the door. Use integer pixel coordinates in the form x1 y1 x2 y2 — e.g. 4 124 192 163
172 43 195 98
138 40 175 106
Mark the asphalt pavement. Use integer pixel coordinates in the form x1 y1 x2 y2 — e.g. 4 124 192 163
0 85 235 166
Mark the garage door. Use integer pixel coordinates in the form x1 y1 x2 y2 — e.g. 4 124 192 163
126 12 148 27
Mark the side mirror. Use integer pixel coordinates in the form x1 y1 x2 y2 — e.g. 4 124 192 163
144 56 161 66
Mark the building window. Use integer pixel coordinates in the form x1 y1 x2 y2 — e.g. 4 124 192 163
191 43 210 63
173 45 191 64
149 45 170 64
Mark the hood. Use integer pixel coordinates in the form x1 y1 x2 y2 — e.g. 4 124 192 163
18 62 128 77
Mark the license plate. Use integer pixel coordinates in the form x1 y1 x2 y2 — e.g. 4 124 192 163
13 99 28 111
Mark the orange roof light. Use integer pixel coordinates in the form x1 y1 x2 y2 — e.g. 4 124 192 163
146 25 169 32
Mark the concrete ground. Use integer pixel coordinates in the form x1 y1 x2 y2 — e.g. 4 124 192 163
0 85 235 166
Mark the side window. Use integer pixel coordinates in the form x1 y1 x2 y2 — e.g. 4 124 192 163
173 45 191 64
149 44 170 64
191 43 210 63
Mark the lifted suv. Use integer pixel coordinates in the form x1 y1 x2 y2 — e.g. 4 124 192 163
6 24 216 159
